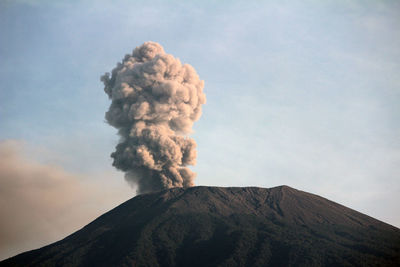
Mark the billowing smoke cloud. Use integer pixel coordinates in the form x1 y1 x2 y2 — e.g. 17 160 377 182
101 42 206 194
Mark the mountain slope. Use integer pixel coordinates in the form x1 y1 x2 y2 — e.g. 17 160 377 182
2 186 400 266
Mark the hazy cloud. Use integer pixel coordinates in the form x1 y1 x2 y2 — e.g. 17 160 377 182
0 140 132 260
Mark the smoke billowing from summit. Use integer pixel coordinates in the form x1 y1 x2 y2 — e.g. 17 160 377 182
102 42 206 194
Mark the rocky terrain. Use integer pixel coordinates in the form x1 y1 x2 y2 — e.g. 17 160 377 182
2 186 400 266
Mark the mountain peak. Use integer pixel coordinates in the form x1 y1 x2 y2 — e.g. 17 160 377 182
2 186 399 266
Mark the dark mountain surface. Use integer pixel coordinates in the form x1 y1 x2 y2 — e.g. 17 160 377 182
2 186 400 267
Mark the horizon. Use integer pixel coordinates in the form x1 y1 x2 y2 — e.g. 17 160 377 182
1 0 399 261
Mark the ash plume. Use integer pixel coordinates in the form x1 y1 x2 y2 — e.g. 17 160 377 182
101 42 206 194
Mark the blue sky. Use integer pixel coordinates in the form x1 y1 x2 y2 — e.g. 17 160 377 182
0 0 399 257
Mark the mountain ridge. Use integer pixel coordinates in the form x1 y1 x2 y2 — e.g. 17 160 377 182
2 185 400 266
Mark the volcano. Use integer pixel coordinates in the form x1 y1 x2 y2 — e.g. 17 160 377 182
2 186 399 266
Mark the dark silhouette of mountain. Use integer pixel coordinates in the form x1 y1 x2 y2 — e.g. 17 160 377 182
2 186 400 266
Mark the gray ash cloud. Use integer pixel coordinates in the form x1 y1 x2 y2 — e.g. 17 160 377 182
101 42 206 194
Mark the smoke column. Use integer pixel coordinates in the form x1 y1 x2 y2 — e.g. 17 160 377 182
101 42 206 194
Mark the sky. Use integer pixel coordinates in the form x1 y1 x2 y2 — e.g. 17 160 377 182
1 0 399 260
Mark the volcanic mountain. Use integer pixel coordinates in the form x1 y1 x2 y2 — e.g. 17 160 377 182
2 186 400 266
